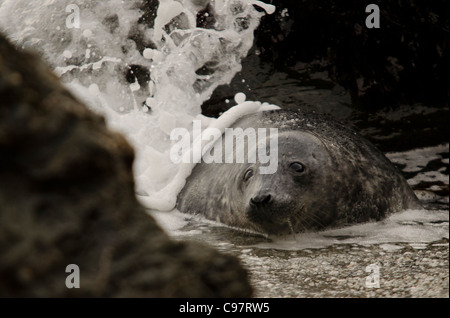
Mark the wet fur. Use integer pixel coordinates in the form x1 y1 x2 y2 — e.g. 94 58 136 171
177 109 421 235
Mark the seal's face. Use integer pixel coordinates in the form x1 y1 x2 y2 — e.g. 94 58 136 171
240 131 334 234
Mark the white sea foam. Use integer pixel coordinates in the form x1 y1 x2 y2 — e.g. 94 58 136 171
386 143 449 173
152 208 448 250
255 209 449 250
0 0 276 211
386 143 449 191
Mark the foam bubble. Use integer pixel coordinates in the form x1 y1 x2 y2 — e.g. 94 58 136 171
63 50 72 58
234 92 246 104
82 29 93 38
143 48 154 60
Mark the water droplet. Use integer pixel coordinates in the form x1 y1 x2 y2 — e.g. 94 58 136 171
234 92 246 104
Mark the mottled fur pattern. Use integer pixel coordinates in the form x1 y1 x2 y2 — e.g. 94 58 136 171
177 109 421 235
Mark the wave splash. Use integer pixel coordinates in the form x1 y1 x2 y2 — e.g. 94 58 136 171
0 0 276 209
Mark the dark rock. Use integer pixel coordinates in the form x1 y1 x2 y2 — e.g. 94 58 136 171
204 0 449 112
0 33 252 297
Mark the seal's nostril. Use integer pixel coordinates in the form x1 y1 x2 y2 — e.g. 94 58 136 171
250 194 272 207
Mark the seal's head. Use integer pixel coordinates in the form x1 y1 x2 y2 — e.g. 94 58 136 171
240 131 335 234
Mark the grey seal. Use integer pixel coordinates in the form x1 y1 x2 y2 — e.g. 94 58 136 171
176 109 421 235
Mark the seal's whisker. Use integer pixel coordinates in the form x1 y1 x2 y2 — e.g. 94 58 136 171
287 218 297 240
302 212 327 230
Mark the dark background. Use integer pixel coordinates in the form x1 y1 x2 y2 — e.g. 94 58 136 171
201 0 449 152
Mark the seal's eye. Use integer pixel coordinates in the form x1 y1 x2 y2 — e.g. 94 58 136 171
289 162 305 173
243 168 254 182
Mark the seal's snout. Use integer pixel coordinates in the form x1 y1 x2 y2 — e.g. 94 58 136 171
250 194 272 208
